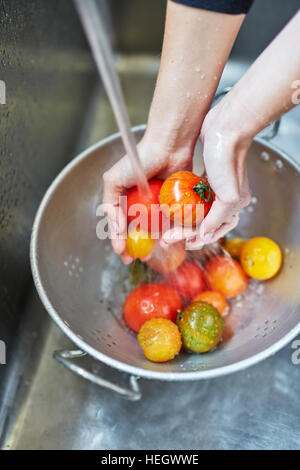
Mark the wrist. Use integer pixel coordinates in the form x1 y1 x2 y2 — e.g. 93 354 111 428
206 88 265 142
202 99 254 153
140 127 195 170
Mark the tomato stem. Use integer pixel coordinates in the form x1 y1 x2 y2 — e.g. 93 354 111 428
193 180 212 202
176 309 183 323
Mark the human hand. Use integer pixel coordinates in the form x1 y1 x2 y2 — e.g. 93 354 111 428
162 96 252 249
102 131 194 264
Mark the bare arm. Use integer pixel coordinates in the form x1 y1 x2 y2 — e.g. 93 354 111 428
146 0 245 150
163 10 300 248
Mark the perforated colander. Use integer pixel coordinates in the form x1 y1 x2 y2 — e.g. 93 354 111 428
30 125 300 400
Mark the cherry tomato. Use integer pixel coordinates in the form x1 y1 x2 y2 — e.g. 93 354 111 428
240 236 282 280
147 241 186 274
126 178 163 234
164 260 206 301
138 318 182 362
159 171 215 226
204 256 248 298
123 283 182 333
177 300 224 353
193 290 229 317
224 237 246 259
126 229 155 259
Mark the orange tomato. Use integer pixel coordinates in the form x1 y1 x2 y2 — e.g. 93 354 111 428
224 237 246 259
126 229 155 259
159 171 215 226
147 241 186 274
204 256 248 298
193 290 229 317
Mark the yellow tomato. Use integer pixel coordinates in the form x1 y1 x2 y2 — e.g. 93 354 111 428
240 236 282 280
138 318 182 362
126 229 155 259
224 237 246 259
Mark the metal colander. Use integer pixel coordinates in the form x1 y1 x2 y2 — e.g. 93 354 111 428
30 125 300 400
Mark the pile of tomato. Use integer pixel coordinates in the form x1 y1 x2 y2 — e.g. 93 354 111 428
121 172 283 363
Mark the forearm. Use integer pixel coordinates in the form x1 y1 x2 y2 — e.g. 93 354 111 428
145 0 245 153
220 11 300 139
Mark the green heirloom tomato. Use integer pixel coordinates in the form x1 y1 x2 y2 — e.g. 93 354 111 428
177 301 224 353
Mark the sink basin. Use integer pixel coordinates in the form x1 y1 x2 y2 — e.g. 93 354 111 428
1 0 300 450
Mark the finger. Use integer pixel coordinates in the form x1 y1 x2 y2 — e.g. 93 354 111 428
106 210 127 255
111 238 126 255
103 158 136 262
186 214 239 250
103 156 136 235
185 234 205 251
199 199 234 237
120 252 134 264
161 225 199 245
210 214 240 243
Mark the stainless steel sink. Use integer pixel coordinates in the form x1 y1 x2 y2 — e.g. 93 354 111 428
1 0 300 450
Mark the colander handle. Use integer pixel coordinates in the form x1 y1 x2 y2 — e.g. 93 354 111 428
53 349 141 401
214 87 281 140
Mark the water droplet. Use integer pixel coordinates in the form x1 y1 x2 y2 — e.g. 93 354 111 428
200 73 206 80
195 66 201 73
251 196 257 204
261 151 270 161
275 159 283 170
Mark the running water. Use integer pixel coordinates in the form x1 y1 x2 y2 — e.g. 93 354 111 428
74 0 149 195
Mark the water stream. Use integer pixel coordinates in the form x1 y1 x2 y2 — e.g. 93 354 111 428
74 0 150 195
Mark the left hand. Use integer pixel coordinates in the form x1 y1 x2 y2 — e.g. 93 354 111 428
162 97 252 249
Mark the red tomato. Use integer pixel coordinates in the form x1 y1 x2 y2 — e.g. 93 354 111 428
126 179 163 234
164 260 206 301
159 171 214 226
123 283 182 333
